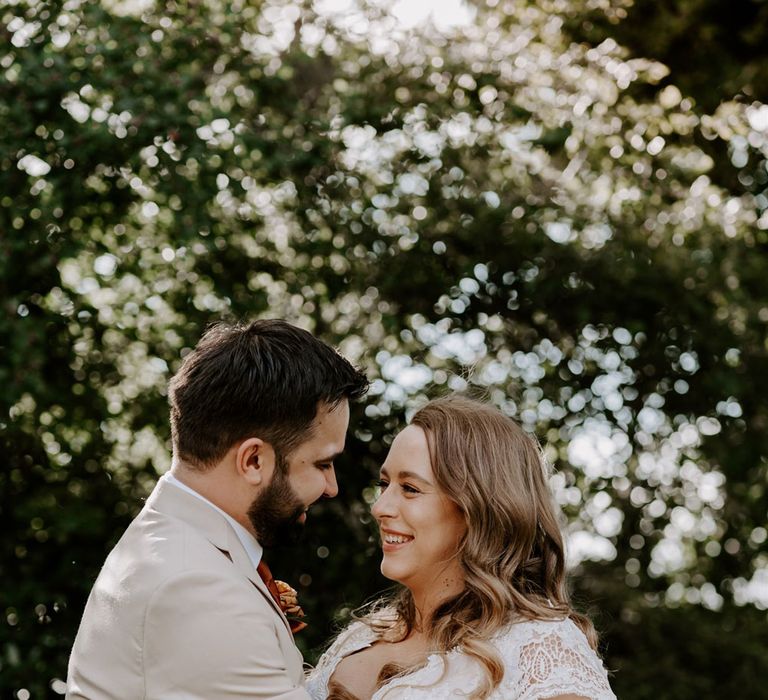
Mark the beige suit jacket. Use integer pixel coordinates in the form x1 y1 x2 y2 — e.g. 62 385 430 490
67 478 310 699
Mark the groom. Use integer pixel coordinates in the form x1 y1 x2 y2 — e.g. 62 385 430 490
67 319 368 699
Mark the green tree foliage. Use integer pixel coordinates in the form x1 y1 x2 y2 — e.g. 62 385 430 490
566 0 768 112
2 0 767 696
564 0 768 275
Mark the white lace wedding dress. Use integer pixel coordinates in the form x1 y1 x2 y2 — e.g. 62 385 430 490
306 615 616 700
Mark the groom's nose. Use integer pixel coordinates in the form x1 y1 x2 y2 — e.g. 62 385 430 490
323 467 339 498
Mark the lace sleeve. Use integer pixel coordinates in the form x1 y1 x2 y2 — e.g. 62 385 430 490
501 620 616 700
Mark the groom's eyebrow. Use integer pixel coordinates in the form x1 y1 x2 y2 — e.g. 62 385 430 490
314 451 343 466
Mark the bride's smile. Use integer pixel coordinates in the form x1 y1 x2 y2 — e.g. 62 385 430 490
380 530 414 547
372 425 466 596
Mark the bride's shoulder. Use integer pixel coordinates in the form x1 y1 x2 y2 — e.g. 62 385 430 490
491 617 616 699
321 619 373 659
493 616 597 660
317 607 397 664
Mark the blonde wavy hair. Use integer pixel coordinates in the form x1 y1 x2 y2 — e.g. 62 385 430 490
357 394 598 699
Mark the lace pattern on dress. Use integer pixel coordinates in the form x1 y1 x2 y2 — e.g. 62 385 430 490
306 616 616 700
501 619 615 700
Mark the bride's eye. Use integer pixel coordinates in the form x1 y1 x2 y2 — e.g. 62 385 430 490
401 483 421 495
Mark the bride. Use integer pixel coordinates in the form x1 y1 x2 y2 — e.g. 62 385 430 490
306 395 616 700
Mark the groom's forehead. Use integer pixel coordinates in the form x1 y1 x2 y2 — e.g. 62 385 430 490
289 402 349 457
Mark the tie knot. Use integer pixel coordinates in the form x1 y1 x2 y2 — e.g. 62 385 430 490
257 560 279 598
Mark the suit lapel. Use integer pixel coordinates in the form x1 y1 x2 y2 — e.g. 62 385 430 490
145 479 293 635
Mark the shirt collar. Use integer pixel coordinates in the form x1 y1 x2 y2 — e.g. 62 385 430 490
163 472 263 570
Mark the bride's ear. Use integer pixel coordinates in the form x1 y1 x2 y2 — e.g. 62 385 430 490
236 437 275 486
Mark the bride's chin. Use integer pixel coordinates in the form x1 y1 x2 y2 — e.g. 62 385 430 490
380 564 418 588
379 560 402 582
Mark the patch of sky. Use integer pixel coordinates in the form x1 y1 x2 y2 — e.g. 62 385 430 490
544 221 576 244
413 130 444 158
499 123 543 153
649 537 691 576
17 154 51 177
416 325 487 365
94 254 118 277
397 172 429 196
733 568 768 609
390 0 475 30
567 419 630 479
379 353 433 392
566 530 617 567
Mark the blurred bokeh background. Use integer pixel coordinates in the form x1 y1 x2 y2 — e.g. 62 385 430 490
2 0 768 697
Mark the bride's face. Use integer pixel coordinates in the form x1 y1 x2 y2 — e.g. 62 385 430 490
372 425 466 591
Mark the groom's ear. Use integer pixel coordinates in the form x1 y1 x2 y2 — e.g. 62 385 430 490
235 437 275 486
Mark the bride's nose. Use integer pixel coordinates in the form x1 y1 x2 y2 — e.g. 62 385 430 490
371 484 395 520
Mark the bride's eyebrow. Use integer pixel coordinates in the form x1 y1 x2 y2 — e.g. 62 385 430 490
397 470 433 486
380 466 434 487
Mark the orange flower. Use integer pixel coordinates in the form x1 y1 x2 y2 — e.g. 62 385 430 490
274 580 307 634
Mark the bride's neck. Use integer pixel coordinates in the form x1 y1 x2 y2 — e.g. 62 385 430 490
409 571 465 631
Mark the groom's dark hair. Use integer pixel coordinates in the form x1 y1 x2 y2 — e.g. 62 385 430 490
168 319 368 469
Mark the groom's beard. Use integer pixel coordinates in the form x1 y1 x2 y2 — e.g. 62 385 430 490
248 457 306 549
